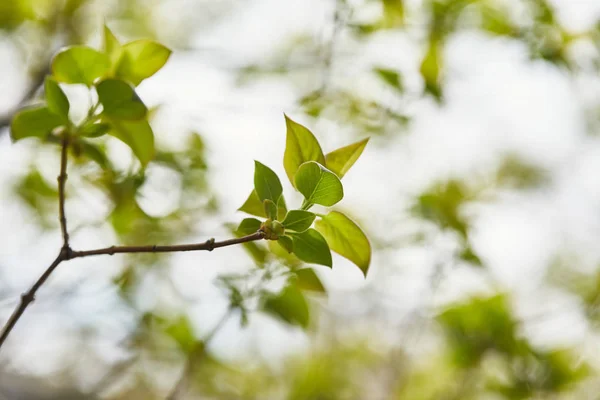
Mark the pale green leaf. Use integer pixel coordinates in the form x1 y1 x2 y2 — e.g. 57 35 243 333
295 161 343 207
52 46 110 86
289 228 332 267
238 190 267 218
315 211 371 276
263 199 278 220
294 268 326 293
254 161 283 203
103 24 122 66
96 78 147 120
10 106 63 142
108 118 155 167
237 218 262 235
281 210 315 232
283 115 325 186
115 40 172 86
277 195 288 221
44 77 69 121
325 138 369 179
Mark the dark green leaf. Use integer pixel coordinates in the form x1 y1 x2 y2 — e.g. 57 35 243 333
325 138 369 179
115 40 172 86
238 190 267 218
281 210 315 232
315 211 371 276
294 268 326 293
44 77 69 121
277 235 294 253
10 106 63 142
51 46 110 86
295 161 343 207
237 218 261 235
283 115 325 186
254 161 283 203
108 118 155 167
96 79 147 120
289 228 332 267
263 285 309 328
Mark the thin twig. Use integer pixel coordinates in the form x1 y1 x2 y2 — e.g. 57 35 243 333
167 310 233 400
58 135 70 249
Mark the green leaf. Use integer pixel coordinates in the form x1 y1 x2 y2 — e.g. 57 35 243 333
238 190 267 218
52 46 110 86
10 106 63 142
283 115 325 186
325 138 369 179
78 122 111 138
263 285 309 328
294 268 326 293
263 199 278 220
277 235 294 253
115 40 172 86
295 161 343 207
420 38 443 101
289 228 332 267
254 161 283 203
237 218 261 235
96 78 147 120
44 77 69 121
281 210 315 232
277 195 288 221
165 316 196 353
108 118 155 167
315 211 371 276
103 24 122 66
374 67 403 93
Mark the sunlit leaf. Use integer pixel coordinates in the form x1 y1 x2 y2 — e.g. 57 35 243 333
96 78 147 120
263 199 278 220
254 161 283 203
237 218 262 235
325 138 369 179
103 24 122 66
294 268 326 293
52 46 110 86
295 161 343 207
263 285 309 328
10 106 63 142
281 210 315 232
277 195 288 221
283 115 325 186
289 228 332 267
44 77 69 121
115 40 172 86
239 190 267 218
108 118 155 167
315 211 371 276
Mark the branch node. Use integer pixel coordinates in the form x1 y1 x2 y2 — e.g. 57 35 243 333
152 245 157 252
206 238 215 251
60 245 73 260
21 292 35 304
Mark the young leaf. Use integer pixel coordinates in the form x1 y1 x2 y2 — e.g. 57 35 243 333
294 268 326 293
52 46 111 86
10 106 63 142
263 199 278 220
108 119 155 167
283 115 325 186
78 122 111 138
115 40 172 86
263 285 309 328
96 78 147 120
325 138 369 179
254 161 283 203
237 218 262 235
289 228 332 267
374 67 403 93
295 161 343 207
420 38 443 101
281 210 315 233
238 190 267 218
165 316 196 353
103 24 122 66
277 195 288 221
315 211 371 276
277 235 294 253
44 77 69 121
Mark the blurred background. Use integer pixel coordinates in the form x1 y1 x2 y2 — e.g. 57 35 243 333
1 0 600 398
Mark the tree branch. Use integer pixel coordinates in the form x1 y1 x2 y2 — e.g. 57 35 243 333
58 136 70 249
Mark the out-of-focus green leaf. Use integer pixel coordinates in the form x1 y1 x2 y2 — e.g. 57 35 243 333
96 78 147 120
295 161 343 208
374 67 403 93
44 77 69 121
52 46 110 86
10 106 63 141
283 115 325 186
108 118 155 167
315 211 371 276
115 40 172 86
165 316 196 353
325 138 369 179
103 24 122 66
277 235 294 253
239 190 267 218
263 285 309 328
281 210 315 233
78 122 111 138
294 268 326 293
382 0 405 28
289 228 332 268
237 218 262 235
254 161 283 203
420 38 443 101
413 180 469 239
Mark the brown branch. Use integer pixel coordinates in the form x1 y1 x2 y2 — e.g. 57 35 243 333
58 136 70 249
